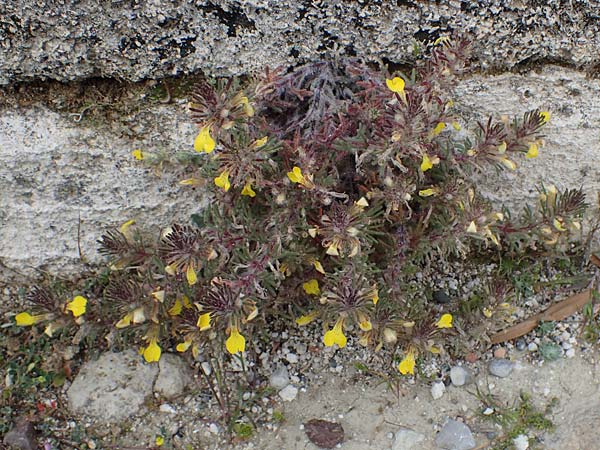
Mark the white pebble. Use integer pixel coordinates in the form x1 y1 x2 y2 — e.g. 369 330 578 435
483 407 494 415
159 403 177 414
431 381 446 400
285 353 299 364
209 423 219 434
513 434 529 450
566 348 575 358
528 342 538 352
279 384 299 402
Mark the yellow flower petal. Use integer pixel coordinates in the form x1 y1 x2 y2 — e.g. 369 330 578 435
466 221 478 234
176 341 192 352
308 227 318 238
355 197 369 207
241 182 256 197
500 158 516 170
498 142 507 154
433 122 446 136
116 313 133 328
44 322 59 337
253 136 268 148
372 288 379 305
398 351 416 375
168 299 183 317
152 290 165 303
359 319 372 331
226 326 246 354
131 149 144 160
132 307 146 324
526 143 538 159
553 218 566 232
143 339 161 363
326 242 340 256
119 219 135 235
165 263 177 275
420 154 433 172
287 166 305 184
483 307 493 318
155 435 165 446
182 295 192 309
540 111 550 123
323 319 347 348
197 312 211 331
313 260 325 274
436 313 453 329
66 296 87 317
418 188 437 197
296 312 317 326
385 77 405 94
186 264 197 286
452 121 461 131
15 312 40 326
302 279 320 296
214 170 231 192
194 126 216 153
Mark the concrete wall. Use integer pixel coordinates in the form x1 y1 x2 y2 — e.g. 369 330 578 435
1 1 600 281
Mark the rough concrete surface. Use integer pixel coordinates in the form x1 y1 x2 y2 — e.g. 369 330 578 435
1 66 599 280
2 1 600 85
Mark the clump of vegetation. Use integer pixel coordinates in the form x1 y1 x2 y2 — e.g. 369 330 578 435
11 36 588 427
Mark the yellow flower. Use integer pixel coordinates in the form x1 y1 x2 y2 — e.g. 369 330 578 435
359 318 372 331
466 221 478 234
119 219 135 235
287 166 305 184
323 319 347 348
197 312 211 331
526 143 538 159
214 170 231 192
186 264 197 286
296 312 318 326
553 218 566 232
398 350 416 375
168 299 183 316
355 197 369 207
418 188 437 197
152 290 165 303
385 77 405 94
194 126 216 153
15 312 42 326
452 121 461 131
66 296 87 317
421 154 433 172
483 307 493 318
176 340 192 352
116 313 132 328
143 338 161 363
240 96 254 117
436 313 453 329
372 288 379 305
253 136 268 148
500 157 516 170
303 279 320 296
155 435 165 446
433 122 446 136
241 181 256 197
226 326 246 354
540 111 550 123
326 242 340 256
313 260 325 274
131 149 144 160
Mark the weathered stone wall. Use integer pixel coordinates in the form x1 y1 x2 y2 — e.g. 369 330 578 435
2 1 600 281
2 1 600 85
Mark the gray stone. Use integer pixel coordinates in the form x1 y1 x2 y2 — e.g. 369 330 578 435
154 354 194 400
435 419 476 450
431 381 446 400
278 384 298 402
67 350 158 423
3 417 36 450
513 434 529 450
392 428 426 450
450 366 471 387
269 365 290 390
488 359 514 378
2 2 600 85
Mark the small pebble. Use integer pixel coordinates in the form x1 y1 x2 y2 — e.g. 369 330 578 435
208 423 219 434
489 359 514 378
483 407 494 415
159 404 177 414
431 381 446 400
285 353 299 364
494 347 507 359
435 419 476 450
432 290 451 304
528 342 538 352
512 434 529 450
269 366 290 390
566 348 575 358
279 384 298 402
516 340 527 351
450 366 471 386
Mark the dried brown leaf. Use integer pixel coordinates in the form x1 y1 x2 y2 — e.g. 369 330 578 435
304 419 344 449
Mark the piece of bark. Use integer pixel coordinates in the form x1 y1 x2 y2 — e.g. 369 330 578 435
490 289 593 344
304 419 344 449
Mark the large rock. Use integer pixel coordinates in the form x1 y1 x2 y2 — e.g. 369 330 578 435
67 350 159 423
1 1 599 85
1 65 598 281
